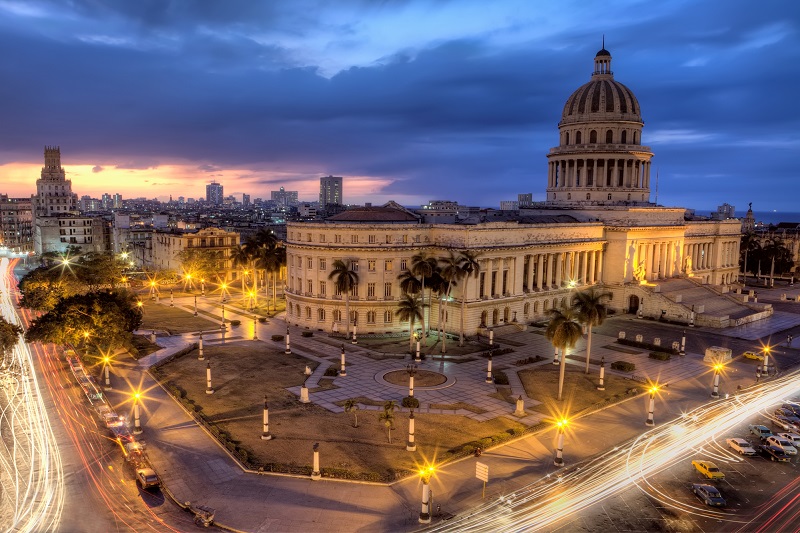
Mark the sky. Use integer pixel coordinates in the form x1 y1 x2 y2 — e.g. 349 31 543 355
0 0 798 213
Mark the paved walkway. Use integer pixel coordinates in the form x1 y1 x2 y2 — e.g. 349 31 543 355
113 289 800 531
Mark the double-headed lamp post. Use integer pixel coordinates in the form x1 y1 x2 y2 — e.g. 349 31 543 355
133 391 143 434
711 363 723 398
554 417 568 466
102 356 112 390
418 465 436 524
645 384 659 426
407 363 417 397
762 346 771 376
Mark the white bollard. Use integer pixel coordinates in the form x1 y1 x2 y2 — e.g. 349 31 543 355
514 395 525 416
486 355 493 383
419 478 432 523
339 345 347 376
133 401 143 435
406 410 417 452
415 339 421 363
285 327 291 354
352 323 358 345
311 443 321 480
198 334 204 360
206 362 214 394
304 365 312 376
554 427 564 466
261 396 272 440
300 383 310 403
597 362 605 390
489 329 494 347
104 365 111 390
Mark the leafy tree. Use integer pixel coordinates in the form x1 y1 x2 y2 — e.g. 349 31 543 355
328 259 359 335
761 237 794 276
229 244 251 292
18 266 83 312
25 291 143 352
344 398 359 428
395 294 424 352
457 250 481 346
545 305 583 401
739 232 761 276
0 317 23 357
74 252 127 291
177 249 220 283
253 239 286 311
572 289 612 374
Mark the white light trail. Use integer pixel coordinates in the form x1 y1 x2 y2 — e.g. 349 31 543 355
0 258 65 532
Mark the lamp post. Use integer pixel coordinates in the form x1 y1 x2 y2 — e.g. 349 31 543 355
762 347 771 376
407 363 417 397
485 354 493 383
253 314 258 340
645 384 659 426
194 294 198 317
418 466 435 524
406 410 417 452
201 278 205 296
489 328 494 348
170 288 174 307
351 322 358 345
102 356 112 390
206 362 214 394
261 396 272 440
285 327 291 354
680 330 686 356
339 344 347 376
221 304 226 329
133 391 143 435
150 280 157 300
711 363 723 398
553 417 568 466
597 357 605 391
198 333 204 360
220 283 228 303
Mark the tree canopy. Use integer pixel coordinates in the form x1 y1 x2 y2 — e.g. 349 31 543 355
0 317 23 357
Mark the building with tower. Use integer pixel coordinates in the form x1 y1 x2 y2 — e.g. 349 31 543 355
33 146 77 218
206 181 224 205
319 176 343 210
284 45 754 336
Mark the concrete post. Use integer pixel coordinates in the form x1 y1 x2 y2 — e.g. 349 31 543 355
645 391 655 426
311 443 321 480
680 330 686 355
285 327 291 354
261 396 272 440
597 361 605 390
554 427 564 466
352 323 358 344
711 369 721 398
300 383 310 403
304 365 311 376
206 362 214 394
485 355 493 383
689 307 695 327
133 401 143 435
201 280 205 296
198 333 204 360
514 395 525 416
150 330 156 343
419 477 432 523
489 329 494 347
221 304 226 329
339 345 347 376
194 295 198 316
406 410 417 452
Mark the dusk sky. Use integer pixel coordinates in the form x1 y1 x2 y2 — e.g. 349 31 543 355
1 0 798 213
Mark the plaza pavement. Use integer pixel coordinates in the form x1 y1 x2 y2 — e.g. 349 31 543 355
113 283 800 532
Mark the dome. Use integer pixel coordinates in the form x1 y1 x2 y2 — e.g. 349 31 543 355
559 48 642 125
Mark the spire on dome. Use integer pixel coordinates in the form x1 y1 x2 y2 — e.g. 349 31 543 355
593 38 612 76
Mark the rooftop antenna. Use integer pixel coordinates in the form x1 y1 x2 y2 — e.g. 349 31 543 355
654 168 659 205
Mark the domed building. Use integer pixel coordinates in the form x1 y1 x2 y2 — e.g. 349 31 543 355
284 47 760 336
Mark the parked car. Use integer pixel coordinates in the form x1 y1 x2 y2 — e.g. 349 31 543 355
136 468 161 489
777 432 800 447
690 483 727 507
765 436 798 455
692 460 725 480
773 416 800 431
775 408 800 419
749 424 773 440
779 404 800 417
757 445 791 462
743 351 764 361
726 437 757 456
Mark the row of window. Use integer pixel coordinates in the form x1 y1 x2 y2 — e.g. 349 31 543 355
289 279 395 298
562 129 639 146
290 232 425 245
291 256 408 272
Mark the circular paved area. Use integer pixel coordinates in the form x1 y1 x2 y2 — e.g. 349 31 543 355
376 369 455 389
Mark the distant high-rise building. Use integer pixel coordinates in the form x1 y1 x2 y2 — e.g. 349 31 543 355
101 193 112 209
206 181 224 205
113 193 122 209
500 201 519 211
518 193 533 207
711 202 735 220
319 175 343 209
271 186 298 206
242 193 251 206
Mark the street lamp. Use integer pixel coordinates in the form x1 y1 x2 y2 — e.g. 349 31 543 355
220 282 228 303
253 314 258 341
149 280 157 300
102 356 112 390
169 288 174 307
762 346 771 376
340 345 347 376
418 465 436 523
407 363 417 397
554 417 568 466
645 384 659 426
132 391 143 434
711 363 723 398
137 300 143 316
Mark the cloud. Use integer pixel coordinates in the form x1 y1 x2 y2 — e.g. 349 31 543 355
92 165 103 173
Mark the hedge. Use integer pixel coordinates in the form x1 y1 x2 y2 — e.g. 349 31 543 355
648 351 671 361
323 366 339 377
617 337 678 355
611 360 636 372
402 396 420 409
230 319 241 326
301 331 313 337
492 371 509 385
271 334 284 342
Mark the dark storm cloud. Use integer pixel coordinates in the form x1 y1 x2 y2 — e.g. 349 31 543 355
1 0 798 210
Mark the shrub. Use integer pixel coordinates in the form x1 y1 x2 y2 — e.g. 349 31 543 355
402 396 420 408
514 356 543 366
611 360 636 372
648 351 671 361
617 337 678 355
258 317 267 323
271 334 284 342
323 366 339 377
493 371 509 385
238 449 249 463
230 319 241 326
301 331 313 337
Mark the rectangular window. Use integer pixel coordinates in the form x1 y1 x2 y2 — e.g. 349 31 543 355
307 258 313 269
491 271 497 296
368 260 376 271
479 272 486 297
350 261 359 272
414 235 420 243
385 260 393 271
351 284 359 297
307 280 313 294
307 233 312 242
367 282 376 298
351 235 358 244
400 259 407 270
384 282 392 298
368 235 376 244
384 310 392 323
334 234 342 243
319 258 326 270
320 234 326 243
386 235 392 244
402 235 408 244
502 270 508 294
319 281 326 296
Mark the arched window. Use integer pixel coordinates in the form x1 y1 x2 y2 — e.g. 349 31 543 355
305 306 311 319
492 309 499 325
553 298 558 309
296 304 301 316
384 310 392 323
606 130 613 143
524 303 530 315
565 132 570 145
367 311 376 324
287 304 292 316
503 307 510 322
533 301 539 314
334 309 341 321
480 310 488 326
318 308 325 321
621 130 627 143
586 193 591 200
590 130 597 143
567 193 571 200
576 131 582 144
543 300 550 311
350 311 358 324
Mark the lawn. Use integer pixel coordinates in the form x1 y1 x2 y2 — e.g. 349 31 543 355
152 341 525 481
518 363 636 417
139 301 219 334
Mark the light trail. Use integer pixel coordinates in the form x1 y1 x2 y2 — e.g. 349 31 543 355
0 258 66 532
432 372 800 532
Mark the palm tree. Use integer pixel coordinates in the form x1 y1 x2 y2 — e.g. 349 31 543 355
343 398 359 428
383 400 397 414
395 294 424 352
328 259 359 336
572 288 612 374
229 244 251 294
426 269 445 346
411 253 436 344
545 305 584 401
254 241 286 311
438 250 463 355
379 410 395 443
456 250 481 346
397 269 422 297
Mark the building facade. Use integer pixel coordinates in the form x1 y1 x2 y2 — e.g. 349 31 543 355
319 176 343 209
0 195 33 252
206 181 224 205
146 227 240 282
284 47 746 334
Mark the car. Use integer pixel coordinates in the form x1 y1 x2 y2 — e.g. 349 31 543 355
692 460 725 480
690 483 727 507
780 404 800 417
743 351 764 361
765 436 798 455
757 445 791 462
726 437 757 456
773 416 800 431
778 432 800 447
749 424 773 440
775 408 800 418
135 468 161 489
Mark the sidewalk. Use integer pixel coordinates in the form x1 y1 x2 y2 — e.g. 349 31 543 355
112 295 797 531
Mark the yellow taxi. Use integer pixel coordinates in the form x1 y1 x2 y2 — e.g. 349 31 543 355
692 460 725 480
743 351 764 361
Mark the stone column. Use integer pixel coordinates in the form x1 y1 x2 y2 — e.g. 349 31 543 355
536 254 544 290
526 255 535 291
596 250 604 282
588 250 596 284
555 252 563 288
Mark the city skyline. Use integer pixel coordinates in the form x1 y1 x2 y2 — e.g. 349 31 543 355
0 1 797 211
